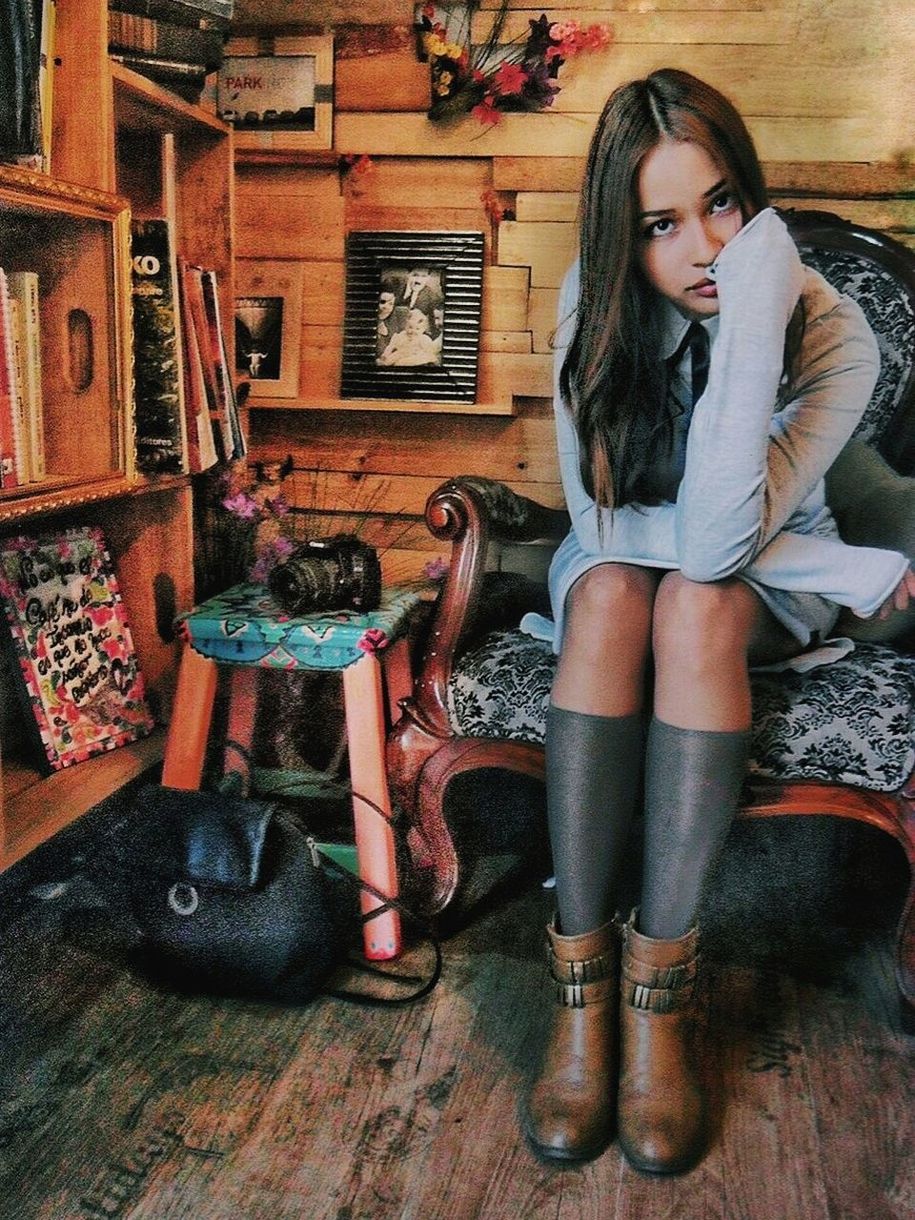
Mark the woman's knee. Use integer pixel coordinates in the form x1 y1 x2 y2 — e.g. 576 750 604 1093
566 564 657 636
652 572 759 662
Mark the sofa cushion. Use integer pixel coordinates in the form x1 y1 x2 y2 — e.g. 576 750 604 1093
449 631 915 793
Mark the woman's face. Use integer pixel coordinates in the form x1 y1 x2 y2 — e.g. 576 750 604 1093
635 137 744 320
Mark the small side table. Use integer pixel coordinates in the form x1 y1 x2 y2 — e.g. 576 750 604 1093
161 582 422 961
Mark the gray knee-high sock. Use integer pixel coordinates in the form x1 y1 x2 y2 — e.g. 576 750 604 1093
640 716 750 940
546 704 644 937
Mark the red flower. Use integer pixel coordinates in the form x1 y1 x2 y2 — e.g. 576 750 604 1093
472 96 502 126
422 2 435 17
492 61 528 96
481 188 505 223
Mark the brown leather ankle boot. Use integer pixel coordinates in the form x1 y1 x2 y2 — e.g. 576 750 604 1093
523 917 619 1162
617 919 705 1174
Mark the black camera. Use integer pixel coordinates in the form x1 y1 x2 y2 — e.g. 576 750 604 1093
268 534 382 614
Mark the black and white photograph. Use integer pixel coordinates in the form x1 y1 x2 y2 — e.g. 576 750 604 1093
234 260 304 399
235 295 283 381
375 266 446 367
342 231 484 402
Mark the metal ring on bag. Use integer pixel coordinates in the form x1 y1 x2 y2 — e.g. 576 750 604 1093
168 882 199 916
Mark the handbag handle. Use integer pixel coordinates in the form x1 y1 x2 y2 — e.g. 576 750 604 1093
303 792 443 1007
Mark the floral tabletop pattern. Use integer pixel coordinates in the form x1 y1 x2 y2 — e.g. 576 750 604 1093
178 582 423 671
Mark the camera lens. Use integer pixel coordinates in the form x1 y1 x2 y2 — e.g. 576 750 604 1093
269 552 341 612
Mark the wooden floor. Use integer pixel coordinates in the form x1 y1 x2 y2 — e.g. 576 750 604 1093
0 795 913 1220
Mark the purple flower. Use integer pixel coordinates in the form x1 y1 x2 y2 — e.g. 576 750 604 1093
222 492 260 520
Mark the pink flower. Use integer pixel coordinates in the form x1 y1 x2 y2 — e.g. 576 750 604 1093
584 23 613 50
264 494 290 517
423 556 449 582
492 62 528 96
358 627 389 654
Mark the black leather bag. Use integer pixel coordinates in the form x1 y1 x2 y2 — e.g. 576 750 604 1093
127 785 440 1006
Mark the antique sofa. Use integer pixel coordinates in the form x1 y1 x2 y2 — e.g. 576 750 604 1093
386 209 915 1022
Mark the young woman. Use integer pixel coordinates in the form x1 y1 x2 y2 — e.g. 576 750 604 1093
524 69 914 1174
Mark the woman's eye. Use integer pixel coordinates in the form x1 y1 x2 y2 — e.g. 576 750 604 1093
710 191 737 215
645 217 675 238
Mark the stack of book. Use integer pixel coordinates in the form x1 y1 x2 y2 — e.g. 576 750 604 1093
130 216 245 476
0 0 57 172
0 267 46 489
108 0 234 102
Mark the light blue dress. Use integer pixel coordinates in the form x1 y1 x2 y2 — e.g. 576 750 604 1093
546 209 907 651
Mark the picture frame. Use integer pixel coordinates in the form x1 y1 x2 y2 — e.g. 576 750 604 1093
234 260 304 399
218 35 334 152
341 231 485 403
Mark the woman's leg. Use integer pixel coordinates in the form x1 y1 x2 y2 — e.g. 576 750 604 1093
642 572 797 937
525 562 657 1162
617 572 798 1175
548 562 658 934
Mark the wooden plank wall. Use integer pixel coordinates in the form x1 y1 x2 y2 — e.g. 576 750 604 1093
237 0 915 584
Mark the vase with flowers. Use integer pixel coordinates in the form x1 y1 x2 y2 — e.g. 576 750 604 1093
416 1 612 125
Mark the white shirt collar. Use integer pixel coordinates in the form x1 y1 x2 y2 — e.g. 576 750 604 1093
657 295 719 360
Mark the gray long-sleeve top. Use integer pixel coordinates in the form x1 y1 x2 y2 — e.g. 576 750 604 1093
546 208 907 648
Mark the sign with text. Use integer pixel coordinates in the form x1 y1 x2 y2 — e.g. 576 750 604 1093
0 527 154 770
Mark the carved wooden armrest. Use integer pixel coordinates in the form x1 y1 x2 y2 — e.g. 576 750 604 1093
406 477 568 739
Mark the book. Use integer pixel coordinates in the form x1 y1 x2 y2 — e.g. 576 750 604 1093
6 271 45 481
201 268 246 461
176 256 218 472
129 218 190 475
108 11 226 68
0 269 22 487
109 0 233 30
6 299 32 483
30 0 56 172
0 0 42 162
0 526 154 771
180 261 228 460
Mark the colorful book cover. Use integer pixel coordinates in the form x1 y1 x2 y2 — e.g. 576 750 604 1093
130 217 189 475
0 526 154 771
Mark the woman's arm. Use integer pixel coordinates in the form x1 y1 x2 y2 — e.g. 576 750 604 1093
551 256 905 616
675 208 881 581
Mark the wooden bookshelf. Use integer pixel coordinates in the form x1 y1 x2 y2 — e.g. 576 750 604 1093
0 1 234 871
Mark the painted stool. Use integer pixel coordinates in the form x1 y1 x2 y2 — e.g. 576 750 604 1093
161 581 422 960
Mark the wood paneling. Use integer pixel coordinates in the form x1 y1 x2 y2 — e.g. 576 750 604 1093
238 0 914 556
335 111 902 163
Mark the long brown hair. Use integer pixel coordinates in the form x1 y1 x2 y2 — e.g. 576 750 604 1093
559 69 770 508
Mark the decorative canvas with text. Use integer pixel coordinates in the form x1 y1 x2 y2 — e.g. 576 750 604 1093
0 527 154 771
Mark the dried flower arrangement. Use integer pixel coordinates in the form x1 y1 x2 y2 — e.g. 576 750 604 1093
416 1 612 124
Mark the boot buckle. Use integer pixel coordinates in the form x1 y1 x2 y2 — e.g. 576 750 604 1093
556 981 586 1008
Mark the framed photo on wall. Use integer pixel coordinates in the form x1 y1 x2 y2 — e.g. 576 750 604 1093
218 35 334 151
234 260 305 399
341 231 485 403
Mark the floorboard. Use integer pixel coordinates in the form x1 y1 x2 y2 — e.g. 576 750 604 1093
0 795 911 1220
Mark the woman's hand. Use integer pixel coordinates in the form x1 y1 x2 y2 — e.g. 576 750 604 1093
710 207 805 327
853 565 915 620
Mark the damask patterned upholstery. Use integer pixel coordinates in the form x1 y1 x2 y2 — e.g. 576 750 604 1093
799 247 915 442
449 632 915 793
